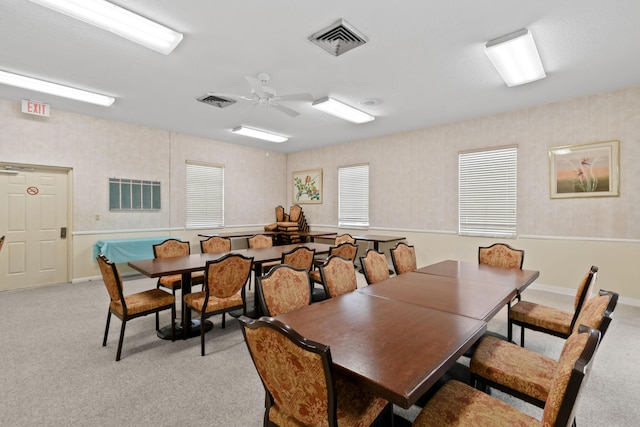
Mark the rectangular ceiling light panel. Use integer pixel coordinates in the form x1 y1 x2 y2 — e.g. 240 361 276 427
30 0 183 55
231 126 288 143
311 97 375 124
0 70 115 106
484 28 546 87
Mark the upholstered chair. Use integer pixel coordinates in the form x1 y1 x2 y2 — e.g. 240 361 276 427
335 233 355 245
478 243 525 269
509 266 598 346
390 242 417 275
248 234 273 249
153 239 204 303
319 255 358 298
281 246 315 272
257 265 311 316
310 242 358 301
413 326 601 427
360 249 390 285
97 254 176 361
470 290 618 409
264 205 288 231
183 253 253 356
240 316 392 427
199 236 231 254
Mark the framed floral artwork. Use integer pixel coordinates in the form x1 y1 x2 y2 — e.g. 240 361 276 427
549 140 620 198
292 169 322 204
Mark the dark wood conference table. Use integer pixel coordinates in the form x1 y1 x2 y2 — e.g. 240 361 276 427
358 271 516 321
276 291 486 409
415 259 540 294
127 243 333 338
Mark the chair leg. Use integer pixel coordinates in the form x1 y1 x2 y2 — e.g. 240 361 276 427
507 317 513 342
200 314 206 357
520 326 525 347
222 312 226 329
103 310 112 347
170 305 176 342
116 320 127 361
155 312 159 331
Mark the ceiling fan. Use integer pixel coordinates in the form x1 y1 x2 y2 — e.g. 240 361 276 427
206 73 313 118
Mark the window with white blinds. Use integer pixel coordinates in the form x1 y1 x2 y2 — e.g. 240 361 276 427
338 164 369 229
459 146 517 238
186 162 224 228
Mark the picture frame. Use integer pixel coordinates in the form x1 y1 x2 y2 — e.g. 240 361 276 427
292 169 322 204
549 140 620 199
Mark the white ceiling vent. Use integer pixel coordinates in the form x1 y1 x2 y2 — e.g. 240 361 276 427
197 94 237 108
309 19 368 56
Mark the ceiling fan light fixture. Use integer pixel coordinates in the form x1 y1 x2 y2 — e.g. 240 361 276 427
29 0 183 55
484 28 546 87
0 69 115 106
312 97 375 124
231 126 288 143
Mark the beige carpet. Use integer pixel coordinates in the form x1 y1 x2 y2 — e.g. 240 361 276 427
0 272 637 426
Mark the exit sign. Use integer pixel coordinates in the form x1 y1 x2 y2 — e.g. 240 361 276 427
21 100 50 117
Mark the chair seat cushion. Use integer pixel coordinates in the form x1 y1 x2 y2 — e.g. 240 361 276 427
413 380 539 427
159 272 204 288
269 374 388 427
309 270 321 283
183 291 243 314
509 300 573 335
110 289 174 317
470 336 556 402
264 223 278 231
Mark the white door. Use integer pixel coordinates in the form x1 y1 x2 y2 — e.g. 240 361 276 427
0 167 69 291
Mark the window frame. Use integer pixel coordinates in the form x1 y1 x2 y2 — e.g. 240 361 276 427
186 161 224 229
338 163 369 229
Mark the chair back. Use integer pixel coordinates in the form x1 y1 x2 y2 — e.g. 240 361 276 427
569 266 598 331
258 265 311 316
282 246 315 272
478 243 524 269
572 289 618 339
288 204 302 222
200 236 231 254
240 316 337 426
328 242 358 262
275 205 287 222
361 249 390 285
203 253 253 301
390 242 417 275
248 234 273 249
541 326 601 427
153 238 190 258
320 256 357 298
97 254 125 306
335 233 355 245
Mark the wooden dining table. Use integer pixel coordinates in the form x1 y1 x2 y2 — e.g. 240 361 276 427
276 291 487 409
127 242 333 338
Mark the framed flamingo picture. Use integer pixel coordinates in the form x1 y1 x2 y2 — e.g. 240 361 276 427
549 140 620 198
292 169 322 203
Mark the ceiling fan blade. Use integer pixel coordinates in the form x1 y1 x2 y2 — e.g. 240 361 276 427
275 92 314 102
245 76 265 96
271 102 300 118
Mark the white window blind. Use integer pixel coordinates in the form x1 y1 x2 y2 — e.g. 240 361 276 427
186 162 224 228
338 164 369 229
459 146 517 238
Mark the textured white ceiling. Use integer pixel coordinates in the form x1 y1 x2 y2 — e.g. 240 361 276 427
1 0 639 153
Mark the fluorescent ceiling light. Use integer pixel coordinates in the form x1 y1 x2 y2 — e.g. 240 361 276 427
0 70 115 106
484 28 546 87
312 97 375 124
30 0 183 55
231 126 288 143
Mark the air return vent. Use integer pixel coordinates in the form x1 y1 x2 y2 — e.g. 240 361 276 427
197 94 237 108
309 19 368 56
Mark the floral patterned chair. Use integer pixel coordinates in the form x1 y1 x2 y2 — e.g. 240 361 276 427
413 326 601 427
257 265 311 316
390 242 417 275
470 290 617 409
335 233 355 245
360 249 390 285
281 245 315 272
183 253 253 356
509 266 598 346
199 236 231 254
319 255 358 299
478 243 525 269
97 254 176 361
263 205 288 232
310 242 358 301
240 316 392 427
153 239 204 304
